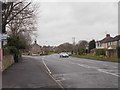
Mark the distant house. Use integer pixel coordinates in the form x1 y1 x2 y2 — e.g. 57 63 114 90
96 34 120 58
30 40 42 55
96 34 120 49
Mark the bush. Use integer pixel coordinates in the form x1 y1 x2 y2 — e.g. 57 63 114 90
95 49 106 56
117 46 120 58
6 35 26 63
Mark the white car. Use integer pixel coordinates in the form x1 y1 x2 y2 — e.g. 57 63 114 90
60 53 69 58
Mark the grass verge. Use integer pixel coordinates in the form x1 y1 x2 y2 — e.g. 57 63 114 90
48 52 56 55
72 55 120 63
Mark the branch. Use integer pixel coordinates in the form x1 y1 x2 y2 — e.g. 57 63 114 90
6 2 31 25
5 2 23 20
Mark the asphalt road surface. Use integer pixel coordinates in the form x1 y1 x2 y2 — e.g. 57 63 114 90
3 54 119 89
32 54 119 88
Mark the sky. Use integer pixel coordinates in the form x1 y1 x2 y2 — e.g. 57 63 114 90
32 1 118 46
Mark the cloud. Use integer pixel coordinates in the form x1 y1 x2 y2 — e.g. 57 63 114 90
35 2 118 46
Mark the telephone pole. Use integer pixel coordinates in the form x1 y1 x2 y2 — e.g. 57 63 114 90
72 37 75 45
72 37 75 54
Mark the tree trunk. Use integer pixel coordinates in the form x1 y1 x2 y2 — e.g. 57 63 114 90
14 54 19 63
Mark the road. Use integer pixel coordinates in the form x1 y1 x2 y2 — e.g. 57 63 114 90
32 54 119 88
3 54 119 88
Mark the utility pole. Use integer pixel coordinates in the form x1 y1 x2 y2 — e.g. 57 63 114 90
72 37 75 54
72 37 75 46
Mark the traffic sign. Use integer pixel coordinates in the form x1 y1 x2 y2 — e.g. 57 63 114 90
0 33 7 41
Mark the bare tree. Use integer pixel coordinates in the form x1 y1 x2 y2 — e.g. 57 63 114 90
6 0 39 46
2 1 31 33
2 0 39 62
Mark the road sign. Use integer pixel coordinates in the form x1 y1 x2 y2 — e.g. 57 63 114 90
0 33 7 41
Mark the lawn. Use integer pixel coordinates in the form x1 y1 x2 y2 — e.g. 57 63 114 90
48 52 56 55
72 55 120 63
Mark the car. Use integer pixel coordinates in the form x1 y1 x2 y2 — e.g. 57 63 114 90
60 53 69 58
67 52 72 56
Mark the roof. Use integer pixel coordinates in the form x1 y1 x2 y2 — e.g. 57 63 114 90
112 35 120 41
100 35 113 43
31 40 41 48
98 34 120 43
31 43 41 47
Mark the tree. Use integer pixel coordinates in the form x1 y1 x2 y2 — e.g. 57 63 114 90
56 43 73 53
7 2 37 36
6 1 37 47
2 1 31 33
89 39 96 52
2 1 38 62
7 35 26 62
77 40 88 55
117 46 120 58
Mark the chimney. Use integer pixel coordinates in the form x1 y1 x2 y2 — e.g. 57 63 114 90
106 34 110 37
35 40 37 44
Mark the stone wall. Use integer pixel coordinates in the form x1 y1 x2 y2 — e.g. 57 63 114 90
2 55 14 71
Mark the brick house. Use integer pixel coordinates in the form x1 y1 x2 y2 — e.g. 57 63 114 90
96 34 120 58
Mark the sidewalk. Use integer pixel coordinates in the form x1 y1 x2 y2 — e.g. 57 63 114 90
2 56 60 88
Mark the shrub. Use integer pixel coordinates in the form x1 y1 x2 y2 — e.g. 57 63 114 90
95 49 106 56
117 46 120 58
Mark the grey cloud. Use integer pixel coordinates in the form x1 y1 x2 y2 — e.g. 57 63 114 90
35 2 118 46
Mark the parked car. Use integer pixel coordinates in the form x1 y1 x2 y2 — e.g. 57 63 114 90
60 53 69 58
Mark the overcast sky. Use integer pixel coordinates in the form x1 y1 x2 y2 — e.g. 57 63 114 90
33 1 118 46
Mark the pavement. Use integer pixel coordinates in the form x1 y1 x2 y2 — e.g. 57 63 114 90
2 55 61 88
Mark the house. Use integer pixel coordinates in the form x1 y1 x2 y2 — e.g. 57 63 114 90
96 34 120 58
30 40 42 55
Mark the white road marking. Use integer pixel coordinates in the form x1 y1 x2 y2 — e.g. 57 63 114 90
69 61 98 69
102 63 118 69
97 69 119 77
42 59 64 88
78 63 119 77
42 59 52 74
69 62 119 77
42 55 119 83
